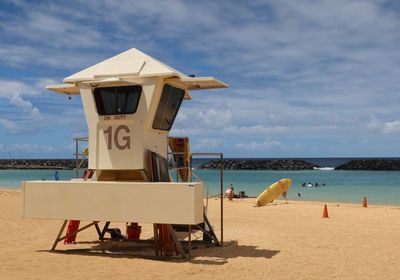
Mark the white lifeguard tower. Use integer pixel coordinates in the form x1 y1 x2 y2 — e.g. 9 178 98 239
22 48 228 259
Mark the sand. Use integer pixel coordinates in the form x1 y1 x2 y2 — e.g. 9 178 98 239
1 188 400 280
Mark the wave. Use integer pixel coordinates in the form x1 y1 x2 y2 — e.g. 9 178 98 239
313 167 335 171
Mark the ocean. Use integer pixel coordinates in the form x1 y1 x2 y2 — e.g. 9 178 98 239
2 158 400 206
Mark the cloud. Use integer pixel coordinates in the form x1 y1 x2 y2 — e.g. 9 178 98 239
0 78 85 137
363 117 400 134
192 138 222 150
197 108 232 128
0 79 41 119
367 117 382 131
0 119 19 134
224 125 289 135
170 127 203 136
235 140 283 151
0 142 79 158
173 107 233 133
11 143 55 152
1 1 400 157
383 120 400 134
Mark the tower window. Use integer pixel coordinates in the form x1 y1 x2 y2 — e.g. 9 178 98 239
152 84 185 131
94 85 142 115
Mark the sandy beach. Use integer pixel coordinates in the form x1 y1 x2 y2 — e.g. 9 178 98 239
1 188 400 280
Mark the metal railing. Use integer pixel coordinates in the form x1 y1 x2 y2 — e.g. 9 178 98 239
190 152 224 247
73 136 88 178
167 151 224 246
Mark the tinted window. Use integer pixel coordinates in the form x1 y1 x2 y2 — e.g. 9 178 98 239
94 86 141 115
152 84 184 131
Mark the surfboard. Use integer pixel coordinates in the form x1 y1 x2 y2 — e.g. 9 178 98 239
256 178 292 207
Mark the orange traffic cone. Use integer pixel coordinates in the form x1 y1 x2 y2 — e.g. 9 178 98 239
322 204 329 218
362 196 368 208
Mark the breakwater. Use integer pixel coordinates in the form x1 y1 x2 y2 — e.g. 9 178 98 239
335 159 400 171
198 159 317 170
0 159 86 170
2 158 399 171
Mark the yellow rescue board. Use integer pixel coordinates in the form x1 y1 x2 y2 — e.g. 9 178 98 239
256 178 292 207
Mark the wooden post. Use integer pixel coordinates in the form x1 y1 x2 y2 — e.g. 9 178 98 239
168 225 187 259
188 225 192 260
51 220 68 251
220 153 224 247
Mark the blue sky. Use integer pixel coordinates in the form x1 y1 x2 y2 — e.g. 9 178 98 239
1 0 400 158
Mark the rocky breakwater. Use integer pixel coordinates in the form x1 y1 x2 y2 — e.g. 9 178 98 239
335 159 400 171
0 159 87 170
198 159 317 170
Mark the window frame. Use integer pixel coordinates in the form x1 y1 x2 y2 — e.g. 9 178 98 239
93 85 142 116
152 83 185 131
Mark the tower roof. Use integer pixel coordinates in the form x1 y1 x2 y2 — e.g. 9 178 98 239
46 48 228 94
63 48 186 83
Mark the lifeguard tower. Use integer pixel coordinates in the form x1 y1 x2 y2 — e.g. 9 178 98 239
22 48 228 259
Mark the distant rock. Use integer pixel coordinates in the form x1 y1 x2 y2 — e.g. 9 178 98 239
0 159 87 170
197 159 317 170
335 159 400 171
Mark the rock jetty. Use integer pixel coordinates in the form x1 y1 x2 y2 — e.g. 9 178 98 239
0 159 87 170
335 159 400 171
198 159 317 170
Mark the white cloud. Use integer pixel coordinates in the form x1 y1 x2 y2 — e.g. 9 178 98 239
0 119 19 134
0 79 41 119
173 107 234 134
192 138 222 150
10 143 73 154
9 95 41 118
175 111 189 123
12 144 36 151
197 108 232 128
265 112 291 125
367 117 381 131
383 120 400 134
170 128 203 137
1 1 400 157
235 140 283 151
0 43 104 70
224 125 289 135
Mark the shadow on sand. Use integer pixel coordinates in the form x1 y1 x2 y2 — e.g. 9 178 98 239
37 240 279 265
188 241 279 265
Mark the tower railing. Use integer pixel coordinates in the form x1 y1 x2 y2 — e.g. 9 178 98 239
73 136 88 178
168 150 224 246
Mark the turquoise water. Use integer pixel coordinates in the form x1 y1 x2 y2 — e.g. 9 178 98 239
192 169 400 206
2 168 400 206
0 169 77 187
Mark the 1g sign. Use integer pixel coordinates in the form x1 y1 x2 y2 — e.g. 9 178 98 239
103 125 131 150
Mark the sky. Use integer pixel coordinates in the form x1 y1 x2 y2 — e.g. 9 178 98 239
1 0 400 158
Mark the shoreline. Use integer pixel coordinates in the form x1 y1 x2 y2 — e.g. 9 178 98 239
4 187 400 208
